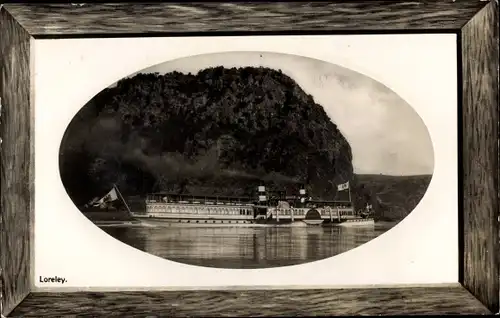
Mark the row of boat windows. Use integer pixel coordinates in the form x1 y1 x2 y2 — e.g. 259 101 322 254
146 200 354 209
271 209 354 215
146 206 253 215
272 209 306 215
347 218 371 222
146 216 251 224
146 200 253 206
147 207 354 215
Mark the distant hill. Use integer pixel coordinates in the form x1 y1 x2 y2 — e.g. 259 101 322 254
353 174 432 221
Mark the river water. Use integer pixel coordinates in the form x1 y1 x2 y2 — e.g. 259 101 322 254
101 222 396 269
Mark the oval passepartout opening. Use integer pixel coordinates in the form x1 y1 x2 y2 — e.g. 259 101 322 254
59 51 434 269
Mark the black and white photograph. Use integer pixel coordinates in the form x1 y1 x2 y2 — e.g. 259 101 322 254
2 2 497 316
59 51 434 269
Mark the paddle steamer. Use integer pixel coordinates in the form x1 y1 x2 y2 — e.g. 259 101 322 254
122 183 375 227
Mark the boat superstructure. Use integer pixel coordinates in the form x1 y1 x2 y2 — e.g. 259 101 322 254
136 194 257 225
127 183 375 227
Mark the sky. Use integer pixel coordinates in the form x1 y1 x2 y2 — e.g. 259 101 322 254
121 51 434 176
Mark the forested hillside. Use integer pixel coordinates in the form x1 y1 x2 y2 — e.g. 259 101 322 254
60 66 355 208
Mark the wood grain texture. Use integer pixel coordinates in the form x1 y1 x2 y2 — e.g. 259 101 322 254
8 286 493 317
0 7 34 317
2 1 488 37
1 1 498 316
461 0 499 314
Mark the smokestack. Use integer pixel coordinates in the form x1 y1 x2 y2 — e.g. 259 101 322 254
299 185 307 204
257 185 267 203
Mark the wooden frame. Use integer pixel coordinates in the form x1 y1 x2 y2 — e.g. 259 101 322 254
0 1 498 316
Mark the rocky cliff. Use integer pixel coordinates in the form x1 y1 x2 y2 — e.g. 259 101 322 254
60 66 354 207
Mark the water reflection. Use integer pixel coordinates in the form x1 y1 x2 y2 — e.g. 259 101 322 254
101 223 394 269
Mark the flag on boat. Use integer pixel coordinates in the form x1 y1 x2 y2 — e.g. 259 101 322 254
337 181 350 191
103 188 118 202
90 187 119 207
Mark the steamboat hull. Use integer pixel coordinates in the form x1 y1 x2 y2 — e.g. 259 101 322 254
138 192 375 228
133 215 310 227
133 215 259 227
322 218 375 227
132 214 374 227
